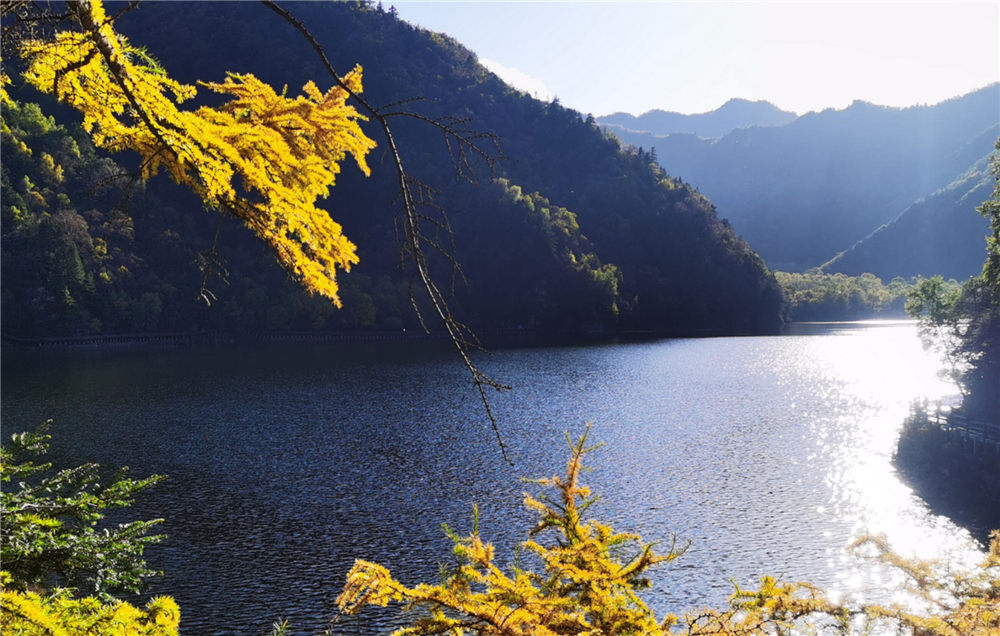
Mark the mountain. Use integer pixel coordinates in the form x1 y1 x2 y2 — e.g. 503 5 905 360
821 140 996 281
605 86 1000 273
1 2 785 340
597 99 798 138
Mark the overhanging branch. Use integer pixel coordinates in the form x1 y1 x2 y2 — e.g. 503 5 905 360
261 0 512 464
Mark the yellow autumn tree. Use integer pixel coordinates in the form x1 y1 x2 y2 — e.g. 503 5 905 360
337 426 687 636
1 585 180 636
338 426 1000 636
14 0 375 305
6 0 510 453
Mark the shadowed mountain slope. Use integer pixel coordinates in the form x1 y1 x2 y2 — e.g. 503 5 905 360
2 2 784 339
822 136 996 281
605 86 1000 273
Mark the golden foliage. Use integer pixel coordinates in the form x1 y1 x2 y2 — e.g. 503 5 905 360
1 72 12 106
17 0 375 304
688 531 1000 635
338 427 1000 636
337 425 685 636
0 585 179 636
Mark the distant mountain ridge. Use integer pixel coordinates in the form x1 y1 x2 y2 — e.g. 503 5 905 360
604 84 1000 273
598 98 798 138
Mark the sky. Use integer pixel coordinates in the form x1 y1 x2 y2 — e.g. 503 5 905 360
390 2 1000 117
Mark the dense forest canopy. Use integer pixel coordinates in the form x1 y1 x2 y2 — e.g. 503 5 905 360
1 1 784 341
775 270 932 322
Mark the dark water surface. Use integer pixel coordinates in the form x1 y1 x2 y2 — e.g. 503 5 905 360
1 323 981 635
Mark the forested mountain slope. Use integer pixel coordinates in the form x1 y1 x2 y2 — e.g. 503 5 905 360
1 2 784 339
598 98 797 139
606 86 1000 272
821 140 996 281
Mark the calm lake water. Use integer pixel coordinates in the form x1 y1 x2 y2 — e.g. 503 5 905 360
0 322 984 635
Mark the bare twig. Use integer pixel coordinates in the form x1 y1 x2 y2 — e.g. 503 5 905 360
261 0 513 463
196 210 230 305
1 1 70 57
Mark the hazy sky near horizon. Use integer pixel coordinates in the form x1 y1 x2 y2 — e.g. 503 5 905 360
391 2 999 117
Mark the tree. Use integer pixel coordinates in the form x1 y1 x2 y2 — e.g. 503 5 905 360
907 138 1000 422
337 426 1000 636
10 0 375 306
3 0 511 457
0 423 179 635
337 426 687 636
775 269 916 322
0 423 164 599
958 138 1000 422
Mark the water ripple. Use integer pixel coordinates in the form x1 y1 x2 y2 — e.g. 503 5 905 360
0 324 981 635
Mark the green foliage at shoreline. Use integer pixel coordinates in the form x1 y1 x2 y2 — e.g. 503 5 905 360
905 138 1000 423
774 270 958 322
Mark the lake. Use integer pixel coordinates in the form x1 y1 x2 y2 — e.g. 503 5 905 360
0 322 983 635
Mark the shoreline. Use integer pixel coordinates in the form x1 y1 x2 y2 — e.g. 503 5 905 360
3 319 928 351
0 324 784 350
894 411 1000 546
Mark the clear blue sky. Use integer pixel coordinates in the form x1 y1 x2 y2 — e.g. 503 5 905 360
391 2 1000 117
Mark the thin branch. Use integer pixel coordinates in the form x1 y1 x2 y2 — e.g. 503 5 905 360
261 0 512 464
1 1 71 56
0 1 33 18
107 1 141 23
52 46 96 95
377 95 430 111
196 209 230 305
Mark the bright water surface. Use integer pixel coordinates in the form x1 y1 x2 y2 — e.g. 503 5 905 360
0 322 984 635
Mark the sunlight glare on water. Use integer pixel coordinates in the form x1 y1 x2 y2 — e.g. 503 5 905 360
794 322 978 603
0 321 988 634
